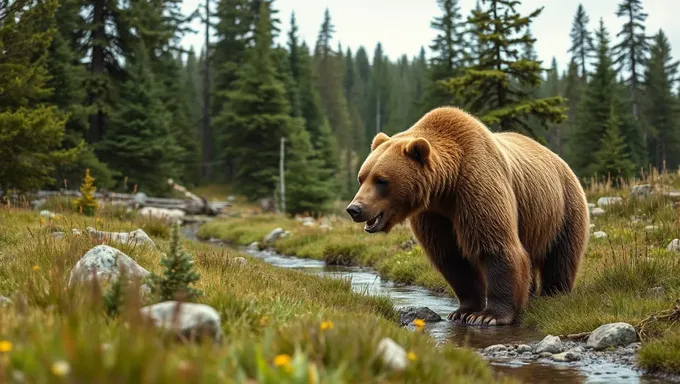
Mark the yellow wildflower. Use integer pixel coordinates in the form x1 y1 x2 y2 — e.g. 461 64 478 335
32 265 40 271
0 340 12 353
51 360 71 376
273 354 293 373
319 320 334 331
408 351 417 362
413 318 425 331
55 215 62 221
40 218 45 225
259 316 269 326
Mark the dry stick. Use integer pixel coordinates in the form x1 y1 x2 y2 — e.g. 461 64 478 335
635 299 680 343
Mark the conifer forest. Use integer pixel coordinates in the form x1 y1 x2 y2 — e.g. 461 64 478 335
2 0 679 214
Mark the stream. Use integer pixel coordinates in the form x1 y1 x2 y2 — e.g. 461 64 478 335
181 224 677 384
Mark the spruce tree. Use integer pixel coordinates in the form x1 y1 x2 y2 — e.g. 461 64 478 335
148 224 202 302
613 0 650 130
440 0 566 139
567 4 595 80
593 104 636 182
217 2 307 201
643 30 680 170
408 47 429 125
96 45 179 196
0 0 79 194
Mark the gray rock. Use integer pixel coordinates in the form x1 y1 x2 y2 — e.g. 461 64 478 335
72 228 82 235
247 242 260 251
263 228 285 244
319 223 331 230
587 202 596 211
397 306 442 325
520 352 533 359
597 196 623 207
0 295 12 307
133 192 148 206
552 351 581 362
52 231 65 239
667 239 680 252
68 245 150 289
645 225 659 231
230 257 247 265
631 184 652 198
593 231 607 239
140 301 222 342
586 322 637 351
86 228 155 247
571 346 584 353
591 208 606 217
376 337 409 371
516 344 532 353
647 286 665 299
534 335 563 354
31 198 46 209
483 344 507 353
538 352 553 359
39 210 55 218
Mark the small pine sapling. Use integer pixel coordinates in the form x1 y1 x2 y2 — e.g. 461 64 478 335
73 168 98 216
148 224 202 302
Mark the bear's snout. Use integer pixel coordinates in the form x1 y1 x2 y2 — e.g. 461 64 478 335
346 203 363 220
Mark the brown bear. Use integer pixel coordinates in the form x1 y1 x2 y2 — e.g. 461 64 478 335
346 106 590 326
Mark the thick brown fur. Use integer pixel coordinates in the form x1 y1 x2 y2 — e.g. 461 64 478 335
347 106 590 326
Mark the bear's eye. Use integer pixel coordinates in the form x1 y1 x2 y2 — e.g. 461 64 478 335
374 177 389 195
375 177 388 186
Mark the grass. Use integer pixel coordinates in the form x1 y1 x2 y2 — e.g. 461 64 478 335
197 171 680 376
0 206 509 383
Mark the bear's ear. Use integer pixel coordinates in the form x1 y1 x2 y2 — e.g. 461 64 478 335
404 138 431 165
371 132 390 151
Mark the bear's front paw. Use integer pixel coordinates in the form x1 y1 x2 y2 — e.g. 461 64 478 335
463 308 515 326
447 304 484 322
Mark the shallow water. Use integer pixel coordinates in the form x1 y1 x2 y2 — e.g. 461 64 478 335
183 225 676 384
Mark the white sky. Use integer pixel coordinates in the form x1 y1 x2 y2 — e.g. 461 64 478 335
179 0 680 74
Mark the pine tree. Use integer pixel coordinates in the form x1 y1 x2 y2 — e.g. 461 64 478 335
569 19 619 176
613 0 650 130
408 47 429 125
423 0 466 111
96 45 179 196
643 30 680 170
148 224 202 302
439 0 566 139
567 4 594 80
593 104 636 182
73 168 99 216
217 1 307 200
0 0 79 194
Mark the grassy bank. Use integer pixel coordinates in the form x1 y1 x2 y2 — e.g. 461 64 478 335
0 206 508 383
197 177 680 376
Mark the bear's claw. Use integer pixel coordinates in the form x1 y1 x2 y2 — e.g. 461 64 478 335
462 309 514 326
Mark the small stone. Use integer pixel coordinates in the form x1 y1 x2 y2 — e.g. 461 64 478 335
302 221 315 227
247 242 260 251
593 231 607 239
571 346 584 353
483 344 508 353
263 228 285 244
319 223 331 230
667 239 680 252
52 231 65 239
397 306 442 325
230 257 247 265
647 286 665 299
507 351 517 357
534 335 563 354
0 296 12 307
72 228 82 235
516 344 532 353
141 301 222 342
645 225 659 231
586 322 637 351
376 337 409 371
631 184 652 198
597 196 622 207
538 352 553 359
591 208 606 217
133 192 148 206
552 351 581 362
87 228 155 247
40 210 56 218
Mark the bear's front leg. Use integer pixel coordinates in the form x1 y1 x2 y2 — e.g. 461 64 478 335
465 243 531 326
410 211 486 322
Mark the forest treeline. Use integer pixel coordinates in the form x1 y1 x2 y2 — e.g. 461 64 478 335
1 0 679 214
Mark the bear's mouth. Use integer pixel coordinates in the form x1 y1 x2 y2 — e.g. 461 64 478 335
364 212 384 233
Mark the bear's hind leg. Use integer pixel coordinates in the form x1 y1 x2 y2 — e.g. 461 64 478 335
467 243 531 326
410 212 486 322
540 212 586 296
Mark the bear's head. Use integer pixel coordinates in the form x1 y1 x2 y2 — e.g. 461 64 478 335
346 131 433 233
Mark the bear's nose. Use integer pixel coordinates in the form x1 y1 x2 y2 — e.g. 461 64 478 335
346 204 362 219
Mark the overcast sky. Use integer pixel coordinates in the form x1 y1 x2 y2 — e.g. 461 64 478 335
179 0 679 74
